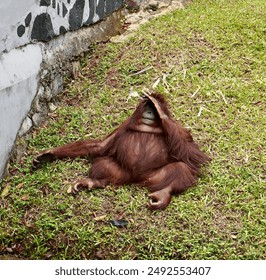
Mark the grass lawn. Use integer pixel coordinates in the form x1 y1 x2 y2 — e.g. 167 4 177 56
0 0 265 259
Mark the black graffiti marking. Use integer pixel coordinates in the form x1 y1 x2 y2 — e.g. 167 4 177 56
17 25 26 37
62 3 68 17
17 0 125 41
31 13 55 41
40 0 51 6
85 0 95 25
106 0 124 15
25 13 32 27
59 26 67 35
69 0 85 30
96 0 105 20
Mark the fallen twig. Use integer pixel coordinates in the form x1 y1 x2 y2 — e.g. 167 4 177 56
162 73 175 91
152 77 160 89
183 68 187 79
191 86 201 98
129 66 153 76
218 90 228 104
197 106 204 117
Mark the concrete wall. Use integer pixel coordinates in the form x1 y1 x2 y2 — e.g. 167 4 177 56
0 0 124 52
0 0 127 180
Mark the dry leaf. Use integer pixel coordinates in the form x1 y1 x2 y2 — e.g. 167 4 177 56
67 186 73 193
94 215 107 221
1 184 11 198
16 183 24 189
21 194 29 201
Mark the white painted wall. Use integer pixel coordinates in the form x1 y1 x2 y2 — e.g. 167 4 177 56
0 0 37 53
0 45 42 175
0 1 36 36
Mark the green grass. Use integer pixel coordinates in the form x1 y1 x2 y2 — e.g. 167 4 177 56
0 0 265 259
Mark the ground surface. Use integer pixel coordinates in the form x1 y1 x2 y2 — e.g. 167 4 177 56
0 0 265 259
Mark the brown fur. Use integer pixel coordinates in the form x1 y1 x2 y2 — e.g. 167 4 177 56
33 94 210 210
